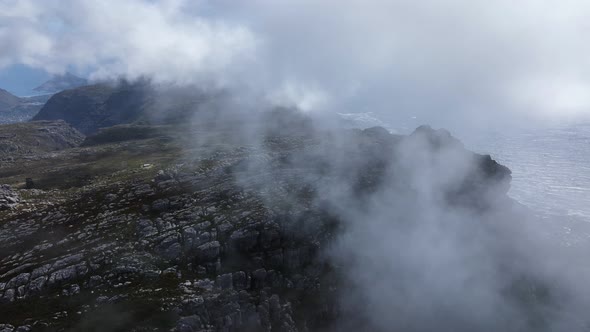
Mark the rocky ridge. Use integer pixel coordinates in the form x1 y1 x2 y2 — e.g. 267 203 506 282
32 82 221 135
0 121 84 159
0 119 573 331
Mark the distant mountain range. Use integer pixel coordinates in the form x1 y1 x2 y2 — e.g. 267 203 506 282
0 72 88 124
33 72 88 94
0 88 50 124
32 81 232 135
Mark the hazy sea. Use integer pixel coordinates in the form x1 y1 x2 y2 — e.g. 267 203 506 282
462 122 590 223
342 113 590 224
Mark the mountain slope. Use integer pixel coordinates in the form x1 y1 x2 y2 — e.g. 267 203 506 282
33 72 88 94
32 82 222 135
0 89 21 110
32 83 150 135
0 120 84 157
0 118 583 331
0 89 47 124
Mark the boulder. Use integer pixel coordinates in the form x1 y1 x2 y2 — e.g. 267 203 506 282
0 185 19 210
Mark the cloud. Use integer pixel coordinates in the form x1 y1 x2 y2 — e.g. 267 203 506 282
204 0 590 124
0 0 258 85
1 1 589 329
1 0 590 123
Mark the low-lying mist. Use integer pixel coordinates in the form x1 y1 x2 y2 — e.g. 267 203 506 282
1 0 589 330
3 0 590 126
149 88 590 331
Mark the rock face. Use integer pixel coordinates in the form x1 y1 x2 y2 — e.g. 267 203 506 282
0 185 19 210
0 121 84 157
0 117 574 331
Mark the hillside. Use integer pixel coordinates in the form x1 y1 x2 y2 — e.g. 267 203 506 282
0 89 49 125
1 111 584 331
0 120 84 158
0 89 21 110
32 82 233 135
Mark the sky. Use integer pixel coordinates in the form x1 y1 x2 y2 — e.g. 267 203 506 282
0 64 49 96
1 0 589 126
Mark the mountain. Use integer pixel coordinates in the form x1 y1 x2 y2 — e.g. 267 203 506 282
33 72 88 94
33 82 227 135
1 111 585 330
0 89 22 111
0 89 48 124
33 83 151 135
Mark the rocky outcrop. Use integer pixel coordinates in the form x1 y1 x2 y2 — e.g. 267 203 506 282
0 185 19 211
0 121 84 158
0 163 331 330
0 122 564 331
409 125 512 206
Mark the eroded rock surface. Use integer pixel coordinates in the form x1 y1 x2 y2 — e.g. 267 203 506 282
0 122 565 332
0 121 84 157
0 186 19 211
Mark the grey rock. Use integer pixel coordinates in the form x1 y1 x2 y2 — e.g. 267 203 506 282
162 242 183 261
151 198 170 213
0 185 19 210
87 275 103 287
69 284 81 296
252 269 267 289
232 271 250 291
28 276 47 295
2 288 15 303
47 266 77 287
0 324 15 332
6 273 30 289
261 228 281 249
52 254 84 270
216 273 233 290
284 248 303 271
95 296 109 304
181 296 205 316
230 229 259 252
176 315 202 332
31 264 52 279
16 285 26 298
15 326 32 332
196 241 220 262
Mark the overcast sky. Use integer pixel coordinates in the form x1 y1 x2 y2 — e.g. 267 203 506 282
1 0 589 126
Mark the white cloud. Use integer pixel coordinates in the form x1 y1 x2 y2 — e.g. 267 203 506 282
267 81 329 112
510 76 590 118
0 0 258 86
1 0 590 123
